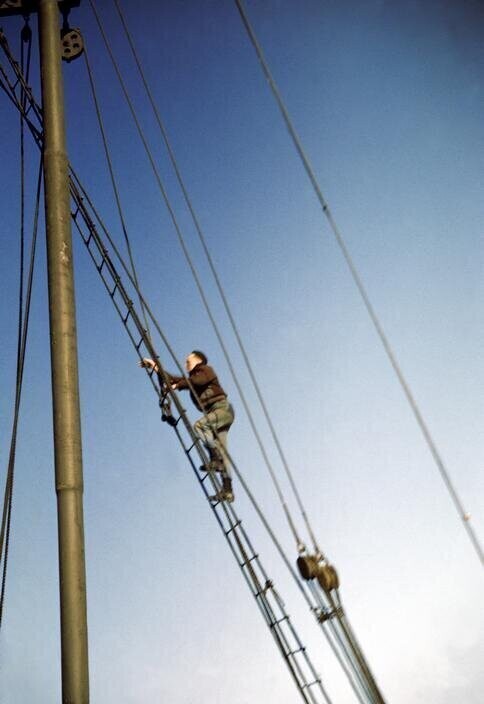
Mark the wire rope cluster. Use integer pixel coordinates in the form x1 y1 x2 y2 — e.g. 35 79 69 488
0 19 42 629
0 18 386 702
1 2 482 701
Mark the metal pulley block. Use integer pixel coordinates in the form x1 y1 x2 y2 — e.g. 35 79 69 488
61 27 83 62
297 554 320 580
297 554 339 593
316 563 339 593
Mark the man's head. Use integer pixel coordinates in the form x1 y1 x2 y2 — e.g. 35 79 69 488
185 350 207 371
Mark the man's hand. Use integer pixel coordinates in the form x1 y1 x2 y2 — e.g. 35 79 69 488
139 357 158 372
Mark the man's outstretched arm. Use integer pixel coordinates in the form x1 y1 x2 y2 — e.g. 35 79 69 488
139 358 182 388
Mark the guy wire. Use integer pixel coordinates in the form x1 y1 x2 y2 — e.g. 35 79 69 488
234 0 483 567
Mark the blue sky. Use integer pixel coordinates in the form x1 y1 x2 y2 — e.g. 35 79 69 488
0 1 483 702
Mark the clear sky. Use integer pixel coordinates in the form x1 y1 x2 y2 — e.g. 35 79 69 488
0 1 483 702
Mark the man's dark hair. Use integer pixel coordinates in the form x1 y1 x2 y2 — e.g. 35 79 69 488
191 350 207 365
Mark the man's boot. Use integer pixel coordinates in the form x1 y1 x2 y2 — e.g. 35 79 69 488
200 447 225 473
210 475 234 503
222 476 233 502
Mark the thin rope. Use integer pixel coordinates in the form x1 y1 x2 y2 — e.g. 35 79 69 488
234 0 483 567
72 170 375 704
113 0 322 556
307 582 377 704
0 72 40 632
69 169 185 375
88 0 306 550
82 45 152 341
0 23 36 628
71 140 379 703
0 163 41 623
329 589 385 704
2 31 383 702
70 171 311 589
71 169 378 703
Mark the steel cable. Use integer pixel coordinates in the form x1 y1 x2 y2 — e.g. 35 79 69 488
82 44 152 341
112 0 323 557
69 168 375 700
1 28 381 701
234 0 483 567
70 14 385 696
88 0 307 551
0 25 40 627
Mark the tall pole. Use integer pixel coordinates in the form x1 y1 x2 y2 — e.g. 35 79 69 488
37 1 89 701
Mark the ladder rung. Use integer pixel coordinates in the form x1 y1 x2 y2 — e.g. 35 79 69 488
287 646 306 657
269 615 289 628
225 519 242 535
302 679 322 690
239 553 258 569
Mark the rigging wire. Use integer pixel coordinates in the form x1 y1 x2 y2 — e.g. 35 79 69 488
17 21 29 386
112 0 323 557
88 0 307 551
3 23 387 702
2 65 379 700
233 0 483 567
0 28 383 702
0 24 380 704
67 165 376 701
70 177 372 702
82 44 152 341
307 582 380 704
69 167 355 702
69 172 377 702
72 12 385 695
0 165 41 622
0 20 40 627
69 169 187 378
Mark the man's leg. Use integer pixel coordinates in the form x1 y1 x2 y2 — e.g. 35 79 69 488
193 409 219 459
211 403 234 501
194 404 233 462
211 403 234 476
194 403 235 501
214 426 234 501
215 428 229 474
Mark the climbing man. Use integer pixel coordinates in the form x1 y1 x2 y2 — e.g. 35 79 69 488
141 351 235 503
